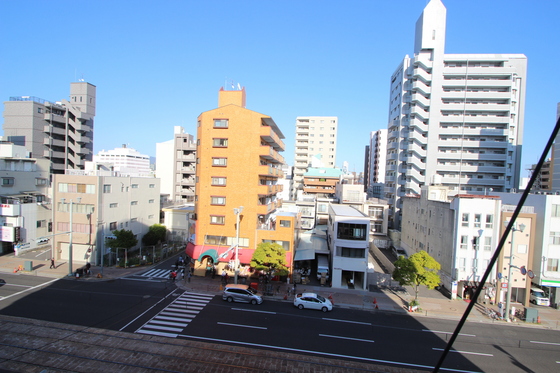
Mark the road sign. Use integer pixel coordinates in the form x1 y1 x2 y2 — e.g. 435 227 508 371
497 272 502 280
501 283 508 288
520 266 527 275
527 270 535 279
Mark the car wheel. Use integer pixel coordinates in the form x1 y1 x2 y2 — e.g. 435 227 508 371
321 307 328 313
298 304 304 310
251 299 257 305
227 297 233 303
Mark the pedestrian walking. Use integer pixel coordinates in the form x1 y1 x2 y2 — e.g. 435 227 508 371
187 272 192 283
170 270 177 282
180 268 185 281
49 258 55 269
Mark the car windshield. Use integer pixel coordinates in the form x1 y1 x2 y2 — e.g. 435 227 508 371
533 291 546 297
316 295 326 302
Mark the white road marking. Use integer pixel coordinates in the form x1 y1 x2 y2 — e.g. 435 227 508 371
432 348 493 357
424 329 476 337
232 308 276 314
319 334 374 343
322 317 371 326
217 322 267 330
0 278 59 302
530 340 560 346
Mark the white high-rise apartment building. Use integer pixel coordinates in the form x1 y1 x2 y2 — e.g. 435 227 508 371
93 145 151 175
156 126 196 204
386 0 527 228
368 129 387 185
3 82 96 175
292 116 338 200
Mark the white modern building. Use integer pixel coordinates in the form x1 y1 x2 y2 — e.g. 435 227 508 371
156 126 196 205
385 0 527 228
3 82 96 175
367 129 387 186
0 141 51 255
293 116 338 200
327 204 370 290
93 145 152 175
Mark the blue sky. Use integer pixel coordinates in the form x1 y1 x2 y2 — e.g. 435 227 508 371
1 0 559 176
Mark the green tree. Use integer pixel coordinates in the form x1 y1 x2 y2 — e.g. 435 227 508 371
106 229 138 267
142 224 167 246
250 242 289 277
392 250 441 302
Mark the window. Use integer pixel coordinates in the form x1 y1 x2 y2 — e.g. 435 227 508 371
210 215 225 225
148 214 154 219
109 222 117 230
1 178 14 186
131 201 138 205
459 257 466 270
149 184 155 188
550 232 560 245
547 258 559 272
212 158 227 166
336 246 366 258
279 220 291 228
213 138 228 147
474 214 481 228
131 184 139 189
211 196 226 205
368 206 383 219
35 178 48 186
460 235 468 249
262 239 289 250
337 223 367 241
103 184 111 193
552 204 560 217
131 218 138 222
461 213 469 227
213 119 228 128
484 236 492 251
149 199 155 204
58 183 95 194
37 220 47 228
110 203 118 208
211 177 226 186
485 214 494 228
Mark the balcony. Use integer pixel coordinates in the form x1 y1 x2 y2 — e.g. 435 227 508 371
259 165 284 178
261 146 285 164
260 125 285 150
44 113 66 124
43 125 66 136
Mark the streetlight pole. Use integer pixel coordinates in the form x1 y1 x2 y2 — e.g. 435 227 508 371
62 198 80 277
473 229 484 283
233 206 244 284
504 221 525 322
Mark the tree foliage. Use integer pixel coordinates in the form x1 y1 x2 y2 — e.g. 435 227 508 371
392 250 441 301
250 242 289 276
142 224 167 246
106 229 138 251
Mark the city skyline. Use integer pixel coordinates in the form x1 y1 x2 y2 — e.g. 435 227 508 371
2 0 559 176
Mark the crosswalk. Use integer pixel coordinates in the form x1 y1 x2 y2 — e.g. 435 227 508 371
135 292 214 338
140 268 172 279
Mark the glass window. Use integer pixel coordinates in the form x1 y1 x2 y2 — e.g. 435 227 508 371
149 184 155 188
550 232 560 245
211 177 226 186
547 258 559 272
552 204 560 217
131 184 139 189
110 203 118 208
485 214 493 228
279 220 291 228
109 222 117 230
131 201 138 205
213 119 228 128
210 215 225 225
212 138 228 147
484 236 492 251
212 158 227 166
103 184 111 193
460 235 468 249
149 199 154 204
474 214 481 228
211 196 226 205
337 223 367 241
1 178 14 186
461 213 469 227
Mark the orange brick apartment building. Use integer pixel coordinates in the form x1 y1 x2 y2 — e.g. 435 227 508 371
186 88 299 276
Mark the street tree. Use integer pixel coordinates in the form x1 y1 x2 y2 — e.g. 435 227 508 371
142 224 167 246
106 229 138 267
392 250 441 302
250 242 289 277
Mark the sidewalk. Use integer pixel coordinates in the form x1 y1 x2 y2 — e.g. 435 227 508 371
1 252 558 330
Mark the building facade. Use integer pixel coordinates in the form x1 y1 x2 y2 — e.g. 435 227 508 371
292 116 338 200
385 0 527 228
156 126 197 205
187 88 299 277
3 82 96 174
367 129 387 188
93 145 152 175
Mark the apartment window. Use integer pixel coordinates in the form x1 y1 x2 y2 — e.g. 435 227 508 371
550 232 560 245
547 258 559 272
212 157 227 166
484 236 492 251
35 178 48 186
131 201 138 205
210 215 225 225
485 214 494 228
337 223 367 241
552 204 560 217
109 222 117 230
371 221 383 233
211 177 226 186
149 199 155 204
110 203 118 208
213 138 228 147
213 119 229 128
211 196 226 205
1 178 14 186
474 214 481 228
149 184 155 188
461 213 469 227
37 220 46 228
58 183 95 194
459 257 466 270
131 184 139 189
337 246 366 258
279 220 291 228
103 184 111 193
460 235 468 249
368 206 383 219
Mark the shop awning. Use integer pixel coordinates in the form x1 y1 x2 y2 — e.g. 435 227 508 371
199 248 218 263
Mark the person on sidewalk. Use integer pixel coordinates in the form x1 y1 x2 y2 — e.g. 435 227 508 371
170 270 177 282
187 272 192 283
50 258 55 269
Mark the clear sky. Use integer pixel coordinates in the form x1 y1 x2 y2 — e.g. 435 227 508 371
1 0 559 177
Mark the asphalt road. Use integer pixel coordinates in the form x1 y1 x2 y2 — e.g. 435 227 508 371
1 269 558 373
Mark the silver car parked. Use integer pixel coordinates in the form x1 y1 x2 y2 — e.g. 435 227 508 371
222 284 263 305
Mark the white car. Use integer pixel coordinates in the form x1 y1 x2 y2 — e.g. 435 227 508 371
294 292 333 312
